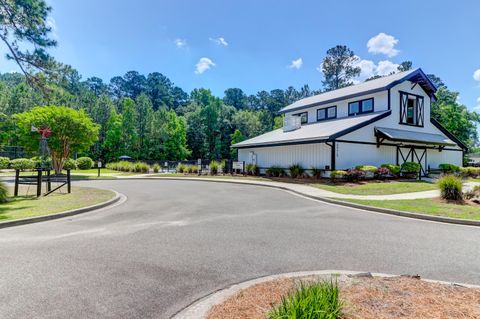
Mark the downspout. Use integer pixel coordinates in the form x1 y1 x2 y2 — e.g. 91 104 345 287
326 141 336 171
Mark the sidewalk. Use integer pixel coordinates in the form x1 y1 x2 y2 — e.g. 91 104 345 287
120 175 446 201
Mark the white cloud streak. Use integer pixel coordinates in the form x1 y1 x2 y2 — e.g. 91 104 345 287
367 32 399 57
288 58 303 69
209 37 228 46
195 57 215 74
174 38 187 48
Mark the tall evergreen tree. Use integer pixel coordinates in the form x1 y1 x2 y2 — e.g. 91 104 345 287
321 45 361 91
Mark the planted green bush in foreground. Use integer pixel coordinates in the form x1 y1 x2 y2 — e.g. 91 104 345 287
76 157 94 170
9 158 35 170
0 181 8 203
438 174 463 201
289 163 305 178
268 280 343 319
0 157 10 169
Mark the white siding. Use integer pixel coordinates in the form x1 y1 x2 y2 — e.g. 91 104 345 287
427 149 463 168
238 143 331 169
336 143 396 169
284 91 388 124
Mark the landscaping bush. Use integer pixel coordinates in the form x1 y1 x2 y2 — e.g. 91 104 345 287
330 170 347 180
0 181 7 203
245 163 259 175
9 158 35 170
438 175 463 201
381 163 401 175
209 161 219 175
344 168 364 182
439 163 460 173
310 167 322 179
459 167 480 178
0 157 10 169
133 161 149 173
268 280 342 319
76 157 94 170
106 161 134 172
63 158 77 170
401 162 420 178
355 165 378 173
464 185 480 200
288 163 305 178
376 166 391 179
266 166 285 177
219 160 227 174
152 163 161 173
30 156 52 169
176 163 187 173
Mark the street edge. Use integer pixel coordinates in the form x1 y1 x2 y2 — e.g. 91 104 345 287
0 190 123 229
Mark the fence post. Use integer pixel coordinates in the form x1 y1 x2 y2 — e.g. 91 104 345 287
36 169 42 197
47 169 51 192
67 169 71 193
14 169 20 196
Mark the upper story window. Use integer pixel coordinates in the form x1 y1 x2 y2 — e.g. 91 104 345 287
348 98 374 116
317 106 337 121
399 91 424 127
294 112 308 124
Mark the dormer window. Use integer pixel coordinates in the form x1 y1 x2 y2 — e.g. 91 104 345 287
317 106 337 121
400 91 424 127
294 112 308 124
348 98 374 116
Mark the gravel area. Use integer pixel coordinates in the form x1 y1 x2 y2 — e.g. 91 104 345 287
206 275 480 319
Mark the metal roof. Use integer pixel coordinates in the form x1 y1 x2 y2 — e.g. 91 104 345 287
374 127 456 146
232 111 389 148
279 68 436 114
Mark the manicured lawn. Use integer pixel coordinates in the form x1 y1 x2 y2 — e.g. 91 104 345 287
0 186 115 222
310 180 437 195
342 198 480 220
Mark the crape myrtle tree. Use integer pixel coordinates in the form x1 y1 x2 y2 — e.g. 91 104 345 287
14 105 99 174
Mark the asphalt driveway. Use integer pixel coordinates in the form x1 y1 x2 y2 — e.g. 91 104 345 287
0 179 479 319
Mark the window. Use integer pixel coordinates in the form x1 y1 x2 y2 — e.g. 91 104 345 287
348 98 374 116
317 106 337 121
294 112 308 124
400 92 424 126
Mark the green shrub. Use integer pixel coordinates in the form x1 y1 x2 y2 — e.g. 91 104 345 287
401 162 420 174
310 167 322 179
381 164 401 175
439 163 460 173
266 166 285 177
355 165 378 173
9 158 35 170
76 157 94 170
63 158 77 170
289 163 305 178
0 181 7 203
268 280 342 319
152 163 161 173
190 165 198 174
330 170 347 179
209 161 219 175
176 163 187 173
438 175 463 201
246 163 259 175
0 157 10 169
30 156 52 169
459 167 480 178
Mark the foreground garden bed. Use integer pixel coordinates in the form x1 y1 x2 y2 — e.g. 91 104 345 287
341 197 480 220
0 186 115 221
206 274 480 319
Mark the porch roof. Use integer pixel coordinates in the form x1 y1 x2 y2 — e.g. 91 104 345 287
374 126 456 146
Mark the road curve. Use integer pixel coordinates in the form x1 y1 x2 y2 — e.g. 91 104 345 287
0 179 479 319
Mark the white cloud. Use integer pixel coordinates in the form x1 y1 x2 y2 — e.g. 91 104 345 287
354 57 376 79
209 37 228 46
174 38 187 48
195 57 215 74
473 69 480 81
46 17 57 39
376 60 399 75
367 32 399 57
288 58 303 69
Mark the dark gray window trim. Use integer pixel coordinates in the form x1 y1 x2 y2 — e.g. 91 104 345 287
293 111 308 124
317 106 337 121
399 91 424 127
348 98 374 116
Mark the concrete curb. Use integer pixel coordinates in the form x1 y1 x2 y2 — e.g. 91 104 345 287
0 191 123 229
172 270 480 319
117 177 480 227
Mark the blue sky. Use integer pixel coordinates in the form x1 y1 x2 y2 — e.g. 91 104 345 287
1 0 480 112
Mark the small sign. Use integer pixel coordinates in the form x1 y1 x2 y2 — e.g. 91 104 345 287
232 161 244 170
197 159 202 165
97 161 102 168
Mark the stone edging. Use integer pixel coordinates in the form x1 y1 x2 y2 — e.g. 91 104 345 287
124 177 480 227
171 270 480 319
0 191 124 229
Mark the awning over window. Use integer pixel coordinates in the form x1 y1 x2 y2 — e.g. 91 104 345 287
374 127 456 146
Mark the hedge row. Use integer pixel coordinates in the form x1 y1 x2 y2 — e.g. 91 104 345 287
0 156 94 170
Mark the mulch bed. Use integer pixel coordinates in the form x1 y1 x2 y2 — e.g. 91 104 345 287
206 275 480 319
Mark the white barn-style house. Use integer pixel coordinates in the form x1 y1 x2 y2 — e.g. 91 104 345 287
232 68 467 176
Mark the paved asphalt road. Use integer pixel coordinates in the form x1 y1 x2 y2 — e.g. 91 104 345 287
1 179 479 319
